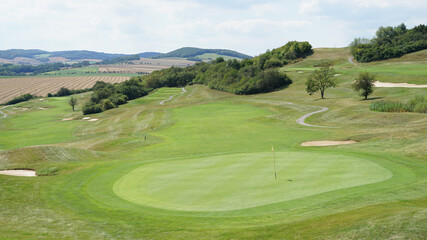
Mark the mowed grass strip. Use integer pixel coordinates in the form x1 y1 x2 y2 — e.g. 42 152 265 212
114 152 391 212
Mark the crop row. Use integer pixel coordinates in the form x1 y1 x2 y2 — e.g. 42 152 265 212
0 76 130 103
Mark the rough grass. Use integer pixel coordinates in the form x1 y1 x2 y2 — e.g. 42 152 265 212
370 95 427 113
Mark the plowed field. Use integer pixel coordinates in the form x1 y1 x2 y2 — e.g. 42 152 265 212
0 76 130 103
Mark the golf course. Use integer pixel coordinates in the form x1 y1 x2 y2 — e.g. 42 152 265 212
0 48 426 239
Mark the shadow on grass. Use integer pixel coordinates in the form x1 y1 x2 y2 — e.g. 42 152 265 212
358 97 384 101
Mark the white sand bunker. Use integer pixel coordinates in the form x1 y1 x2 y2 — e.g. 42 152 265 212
0 170 36 177
82 117 91 120
61 118 73 121
301 140 357 146
297 71 304 73
38 107 49 110
88 118 98 121
374 81 427 88
334 74 341 77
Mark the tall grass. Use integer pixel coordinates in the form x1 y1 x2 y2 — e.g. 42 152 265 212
370 95 427 113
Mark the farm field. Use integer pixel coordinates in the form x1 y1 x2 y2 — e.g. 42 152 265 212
0 48 426 239
98 58 197 74
0 76 130 103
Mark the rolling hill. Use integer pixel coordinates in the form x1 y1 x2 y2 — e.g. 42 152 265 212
0 49 162 65
152 47 252 61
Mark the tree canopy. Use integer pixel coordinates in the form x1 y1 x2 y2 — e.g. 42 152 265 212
305 67 336 99
350 23 427 62
353 72 376 100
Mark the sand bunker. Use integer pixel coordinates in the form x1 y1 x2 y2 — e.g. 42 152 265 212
297 71 304 73
374 81 427 88
88 118 98 121
82 117 91 120
301 140 357 146
0 170 36 177
334 74 341 77
61 118 73 121
38 107 49 110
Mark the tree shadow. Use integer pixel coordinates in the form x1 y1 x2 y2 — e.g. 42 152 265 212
359 97 384 101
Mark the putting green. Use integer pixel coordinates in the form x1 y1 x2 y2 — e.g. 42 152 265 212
114 152 392 212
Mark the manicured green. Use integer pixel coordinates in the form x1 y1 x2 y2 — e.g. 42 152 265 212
115 152 391 212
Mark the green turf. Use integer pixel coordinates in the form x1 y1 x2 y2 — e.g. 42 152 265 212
114 152 391 212
0 48 426 239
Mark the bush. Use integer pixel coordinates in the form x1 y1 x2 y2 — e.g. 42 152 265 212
101 99 115 110
82 102 103 115
56 87 73 96
5 93 36 105
109 94 128 105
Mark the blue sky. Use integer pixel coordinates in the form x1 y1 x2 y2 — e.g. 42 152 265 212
0 0 426 56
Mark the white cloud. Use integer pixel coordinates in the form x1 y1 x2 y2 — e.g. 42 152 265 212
0 0 426 55
299 0 320 14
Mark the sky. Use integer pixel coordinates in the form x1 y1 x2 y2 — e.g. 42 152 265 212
0 0 426 56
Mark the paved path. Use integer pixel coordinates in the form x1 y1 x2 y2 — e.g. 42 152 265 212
296 106 337 128
160 87 186 105
0 106 7 118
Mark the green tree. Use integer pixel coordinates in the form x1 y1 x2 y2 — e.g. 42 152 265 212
68 96 78 111
305 67 336 99
353 72 375 100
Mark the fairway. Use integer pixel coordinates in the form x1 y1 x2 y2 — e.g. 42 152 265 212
0 47 425 239
114 152 391 211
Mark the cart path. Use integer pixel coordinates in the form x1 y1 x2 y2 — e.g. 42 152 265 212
296 106 337 128
0 106 7 118
160 87 186 105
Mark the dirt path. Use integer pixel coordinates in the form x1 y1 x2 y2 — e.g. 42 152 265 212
374 81 427 88
348 56 356 65
160 87 186 105
296 106 336 128
0 106 7 118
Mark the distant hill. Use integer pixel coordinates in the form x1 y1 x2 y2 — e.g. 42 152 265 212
0 49 49 59
0 49 163 65
139 52 162 58
153 47 252 61
0 49 125 61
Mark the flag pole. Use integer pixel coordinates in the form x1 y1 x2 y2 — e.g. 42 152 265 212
272 146 277 180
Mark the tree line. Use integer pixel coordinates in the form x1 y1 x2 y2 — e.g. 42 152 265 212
350 23 427 62
80 41 312 114
0 61 90 76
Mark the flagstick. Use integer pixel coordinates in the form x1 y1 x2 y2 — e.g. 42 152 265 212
272 146 277 180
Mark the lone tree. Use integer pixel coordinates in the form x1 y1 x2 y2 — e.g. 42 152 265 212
69 96 78 111
353 72 375 100
306 67 336 99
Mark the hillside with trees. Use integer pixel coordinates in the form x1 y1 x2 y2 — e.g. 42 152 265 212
153 47 252 60
82 41 313 114
350 23 427 62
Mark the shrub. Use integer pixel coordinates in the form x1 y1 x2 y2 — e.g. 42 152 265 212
109 94 128 105
101 99 115 111
5 93 36 105
56 87 73 96
82 102 103 115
